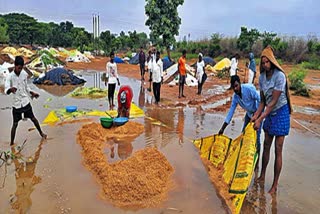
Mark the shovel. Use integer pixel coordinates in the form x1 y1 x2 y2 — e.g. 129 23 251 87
105 111 114 119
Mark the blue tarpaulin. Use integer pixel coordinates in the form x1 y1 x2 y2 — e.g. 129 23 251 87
33 68 86 85
162 56 175 71
114 56 125 64
129 53 139 64
192 56 216 67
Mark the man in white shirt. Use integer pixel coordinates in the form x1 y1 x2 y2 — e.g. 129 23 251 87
152 51 163 104
5 56 46 146
105 51 120 108
228 53 240 89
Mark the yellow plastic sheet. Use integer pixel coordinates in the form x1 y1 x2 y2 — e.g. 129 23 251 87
213 58 231 71
1 47 17 55
193 122 257 214
223 134 242 185
42 103 145 125
209 135 232 167
129 103 145 118
230 123 257 194
43 111 59 124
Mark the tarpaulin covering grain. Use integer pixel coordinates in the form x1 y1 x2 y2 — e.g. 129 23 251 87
193 123 257 214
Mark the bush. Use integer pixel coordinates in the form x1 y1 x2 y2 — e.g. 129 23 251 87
220 37 238 55
288 67 309 97
216 68 229 79
125 51 132 58
300 54 320 70
169 51 198 62
284 36 308 63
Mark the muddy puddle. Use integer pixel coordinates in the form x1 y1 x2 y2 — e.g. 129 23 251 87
293 105 320 115
1 70 320 213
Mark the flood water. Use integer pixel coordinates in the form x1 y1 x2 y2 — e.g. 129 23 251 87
0 71 319 214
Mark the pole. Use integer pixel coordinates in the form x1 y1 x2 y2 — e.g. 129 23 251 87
98 14 100 38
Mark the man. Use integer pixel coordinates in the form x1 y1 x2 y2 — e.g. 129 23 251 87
247 52 256 84
152 51 163 104
147 48 156 92
178 50 187 98
117 85 133 118
5 56 46 146
138 46 146 81
219 75 261 154
105 51 120 108
228 53 240 89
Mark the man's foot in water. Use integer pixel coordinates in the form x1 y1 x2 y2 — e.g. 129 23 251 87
41 133 47 139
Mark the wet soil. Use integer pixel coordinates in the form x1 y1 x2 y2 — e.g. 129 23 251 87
65 57 320 134
1 56 320 213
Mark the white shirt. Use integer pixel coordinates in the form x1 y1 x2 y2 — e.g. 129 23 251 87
5 70 32 109
196 60 205 81
230 57 238 76
152 59 163 83
106 62 118 84
147 53 156 72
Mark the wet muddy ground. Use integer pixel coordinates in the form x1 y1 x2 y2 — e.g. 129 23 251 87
0 71 320 214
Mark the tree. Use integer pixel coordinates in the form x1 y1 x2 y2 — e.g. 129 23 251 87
209 33 222 57
33 22 51 45
72 27 91 51
145 0 184 59
0 17 9 44
2 13 39 45
100 30 115 53
237 27 260 53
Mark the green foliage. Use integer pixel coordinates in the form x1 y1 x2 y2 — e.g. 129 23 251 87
125 51 133 58
2 13 39 45
145 0 184 53
300 54 320 70
214 56 224 63
216 68 229 79
220 37 238 56
209 33 222 57
72 27 91 52
284 36 308 63
261 31 278 48
0 17 9 43
170 51 197 62
237 27 260 53
306 36 320 54
288 67 309 97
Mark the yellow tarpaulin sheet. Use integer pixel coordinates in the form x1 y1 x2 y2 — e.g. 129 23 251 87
42 111 59 124
1 47 17 55
42 103 145 125
193 123 257 214
17 47 34 58
213 58 231 71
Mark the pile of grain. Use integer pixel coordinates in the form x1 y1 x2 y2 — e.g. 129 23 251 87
77 121 174 209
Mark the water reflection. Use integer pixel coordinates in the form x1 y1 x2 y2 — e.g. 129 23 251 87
176 108 185 145
36 84 81 97
107 137 134 162
138 82 146 109
242 178 282 214
144 108 177 148
10 139 44 213
194 106 205 135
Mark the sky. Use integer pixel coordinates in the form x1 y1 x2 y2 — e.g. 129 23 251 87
0 0 319 40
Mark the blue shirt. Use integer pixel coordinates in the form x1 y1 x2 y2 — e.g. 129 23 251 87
248 52 256 72
225 84 260 124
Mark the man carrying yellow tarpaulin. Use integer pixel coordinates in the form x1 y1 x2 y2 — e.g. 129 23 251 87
218 75 262 160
